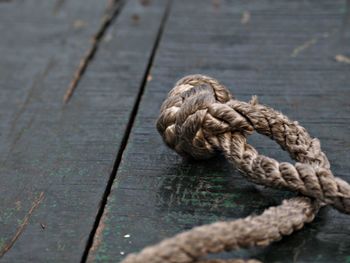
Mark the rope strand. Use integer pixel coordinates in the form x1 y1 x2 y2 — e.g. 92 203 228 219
120 74 348 262
122 197 318 263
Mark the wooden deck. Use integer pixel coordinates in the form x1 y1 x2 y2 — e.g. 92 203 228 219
1 0 350 262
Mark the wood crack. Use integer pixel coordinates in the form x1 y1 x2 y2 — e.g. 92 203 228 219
9 58 55 135
0 192 45 258
81 0 174 261
63 0 125 103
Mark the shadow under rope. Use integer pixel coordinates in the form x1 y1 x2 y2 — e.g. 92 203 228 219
154 154 350 262
157 156 292 215
255 207 350 263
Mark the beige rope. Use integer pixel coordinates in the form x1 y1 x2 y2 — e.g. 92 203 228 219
197 260 262 263
122 197 317 263
121 75 349 263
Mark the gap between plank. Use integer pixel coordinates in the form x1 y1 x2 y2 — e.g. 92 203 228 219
63 0 126 103
80 0 173 262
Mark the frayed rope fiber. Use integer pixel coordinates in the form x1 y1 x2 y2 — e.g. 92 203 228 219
121 75 350 263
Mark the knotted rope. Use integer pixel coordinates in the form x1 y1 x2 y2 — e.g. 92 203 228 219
121 75 350 263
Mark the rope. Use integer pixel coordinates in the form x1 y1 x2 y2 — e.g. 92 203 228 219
121 75 349 263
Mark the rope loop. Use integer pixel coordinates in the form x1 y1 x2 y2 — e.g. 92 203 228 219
157 74 350 214
121 75 350 263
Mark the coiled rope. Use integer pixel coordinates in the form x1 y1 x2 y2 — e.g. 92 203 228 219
121 75 350 263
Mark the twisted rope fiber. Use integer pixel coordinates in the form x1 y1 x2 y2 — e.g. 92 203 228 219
121 75 350 263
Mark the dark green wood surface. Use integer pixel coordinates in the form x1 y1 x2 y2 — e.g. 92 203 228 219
0 0 111 260
0 0 168 261
1 0 350 262
87 0 350 262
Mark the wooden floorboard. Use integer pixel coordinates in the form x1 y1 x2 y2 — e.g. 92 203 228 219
90 0 350 262
0 0 168 261
0 0 111 260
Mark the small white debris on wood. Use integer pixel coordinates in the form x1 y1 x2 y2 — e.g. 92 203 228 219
104 32 113 43
335 54 350 64
241 11 251 24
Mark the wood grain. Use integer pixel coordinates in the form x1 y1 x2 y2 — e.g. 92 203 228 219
0 0 168 261
91 0 350 262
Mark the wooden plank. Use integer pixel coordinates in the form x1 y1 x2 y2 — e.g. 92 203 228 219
0 0 110 165
0 0 169 261
91 0 350 262
0 0 112 260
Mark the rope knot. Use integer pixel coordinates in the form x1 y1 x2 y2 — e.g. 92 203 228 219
122 74 350 263
157 74 253 159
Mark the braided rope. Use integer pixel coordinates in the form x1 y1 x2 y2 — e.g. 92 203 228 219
122 197 318 263
121 75 349 263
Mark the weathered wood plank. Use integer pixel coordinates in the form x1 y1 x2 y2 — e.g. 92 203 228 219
0 0 112 260
0 0 168 261
0 0 109 166
91 0 350 262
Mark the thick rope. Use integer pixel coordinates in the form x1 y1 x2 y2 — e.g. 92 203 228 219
197 261 262 263
121 75 349 263
122 197 318 263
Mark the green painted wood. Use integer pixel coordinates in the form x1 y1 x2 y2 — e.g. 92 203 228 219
91 0 350 262
0 0 168 261
0 0 111 260
0 0 109 165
